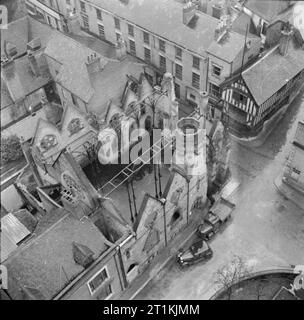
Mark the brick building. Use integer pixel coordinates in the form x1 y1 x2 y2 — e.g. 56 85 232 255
69 0 261 116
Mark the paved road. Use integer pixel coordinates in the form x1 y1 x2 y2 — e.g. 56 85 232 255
135 91 304 300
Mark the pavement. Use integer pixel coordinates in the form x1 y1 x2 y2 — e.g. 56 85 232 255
274 174 304 211
133 84 304 300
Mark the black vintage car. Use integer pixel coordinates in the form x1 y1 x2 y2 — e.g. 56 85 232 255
177 239 213 267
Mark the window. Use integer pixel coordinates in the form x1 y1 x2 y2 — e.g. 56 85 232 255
96 8 102 21
175 47 182 60
71 93 78 107
128 24 134 37
212 64 221 77
212 5 221 19
291 168 301 181
116 33 121 42
82 14 89 29
193 56 200 70
175 63 183 80
98 24 105 39
96 284 113 300
80 1 86 12
114 17 120 30
129 39 136 55
209 83 221 98
192 72 200 89
144 47 151 62
87 267 109 295
159 39 166 53
143 31 149 45
190 93 196 101
159 55 166 71
170 209 182 229
232 91 247 104
66 0 71 5
175 83 180 99
261 22 268 36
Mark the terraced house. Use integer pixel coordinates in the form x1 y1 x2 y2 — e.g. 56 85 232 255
72 0 262 116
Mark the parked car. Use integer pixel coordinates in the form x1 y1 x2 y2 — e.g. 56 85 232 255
197 198 235 240
177 239 213 267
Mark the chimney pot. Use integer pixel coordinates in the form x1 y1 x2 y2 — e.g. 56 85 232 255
279 23 293 56
183 2 197 25
115 37 127 60
86 53 101 74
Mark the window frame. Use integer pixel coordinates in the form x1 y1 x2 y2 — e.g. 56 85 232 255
175 46 182 61
87 266 110 296
114 17 120 30
209 82 221 98
98 23 105 39
212 64 222 77
96 8 102 21
193 56 200 70
192 72 200 90
159 39 166 53
175 63 183 80
159 54 166 71
128 24 134 37
143 31 150 45
129 39 136 55
80 1 86 13
144 47 151 62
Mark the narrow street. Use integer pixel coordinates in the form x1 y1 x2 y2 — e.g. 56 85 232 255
135 91 304 300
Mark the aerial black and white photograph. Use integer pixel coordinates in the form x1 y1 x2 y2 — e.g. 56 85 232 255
0 0 303 305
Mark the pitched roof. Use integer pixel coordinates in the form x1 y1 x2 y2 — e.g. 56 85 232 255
89 0 219 56
44 33 98 103
1 213 32 262
244 0 291 22
207 29 260 62
293 121 304 148
4 210 110 300
44 32 145 114
242 41 304 106
0 16 56 58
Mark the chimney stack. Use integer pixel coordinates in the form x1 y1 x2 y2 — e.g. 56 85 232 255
199 91 209 129
183 1 197 26
27 38 42 77
66 9 81 35
1 56 16 80
1 56 25 101
86 52 101 74
115 36 127 60
279 22 293 56
161 72 176 102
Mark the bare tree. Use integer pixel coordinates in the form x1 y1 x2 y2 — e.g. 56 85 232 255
215 255 252 300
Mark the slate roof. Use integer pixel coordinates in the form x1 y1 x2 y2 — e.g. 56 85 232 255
244 0 292 22
242 41 304 106
207 29 260 62
294 121 304 148
89 0 219 57
0 16 55 57
4 209 111 300
44 33 145 114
